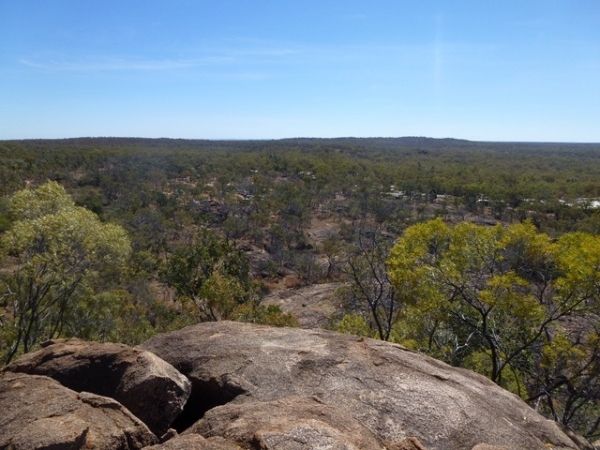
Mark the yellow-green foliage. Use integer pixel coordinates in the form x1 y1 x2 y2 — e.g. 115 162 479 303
8 181 76 221
230 303 299 328
0 182 132 363
388 218 600 402
337 313 375 338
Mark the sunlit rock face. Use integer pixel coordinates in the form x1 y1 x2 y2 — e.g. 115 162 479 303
2 338 191 437
0 372 158 449
142 321 593 450
0 322 593 450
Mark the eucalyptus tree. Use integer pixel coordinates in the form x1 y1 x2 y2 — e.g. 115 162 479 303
388 218 600 435
0 182 131 363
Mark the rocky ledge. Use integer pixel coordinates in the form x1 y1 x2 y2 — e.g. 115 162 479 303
0 321 595 450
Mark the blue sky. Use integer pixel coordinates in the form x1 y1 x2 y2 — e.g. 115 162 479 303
1 1 599 142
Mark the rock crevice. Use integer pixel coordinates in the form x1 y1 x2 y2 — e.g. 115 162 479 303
1 322 595 450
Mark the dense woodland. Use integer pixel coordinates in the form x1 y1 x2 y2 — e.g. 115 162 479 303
2 137 600 440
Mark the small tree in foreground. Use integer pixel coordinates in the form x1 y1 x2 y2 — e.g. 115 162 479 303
338 223 399 341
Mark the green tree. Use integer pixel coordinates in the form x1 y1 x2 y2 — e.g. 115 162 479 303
160 228 257 321
161 227 298 327
387 218 600 435
0 182 131 363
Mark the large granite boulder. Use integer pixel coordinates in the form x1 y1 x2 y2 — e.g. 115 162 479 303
186 395 385 449
142 321 593 450
144 434 241 450
2 338 191 436
0 372 158 449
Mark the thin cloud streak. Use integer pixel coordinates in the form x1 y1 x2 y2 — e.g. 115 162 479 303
17 40 496 74
15 39 308 73
18 57 233 72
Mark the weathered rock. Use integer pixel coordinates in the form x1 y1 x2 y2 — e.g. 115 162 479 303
186 395 385 450
142 321 593 450
0 372 158 449
263 282 342 328
144 434 241 450
471 445 509 450
385 437 428 450
3 338 191 436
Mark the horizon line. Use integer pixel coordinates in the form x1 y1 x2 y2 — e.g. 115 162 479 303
2 136 600 145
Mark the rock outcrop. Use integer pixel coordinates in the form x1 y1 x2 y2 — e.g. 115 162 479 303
0 372 158 449
187 395 385 449
144 434 242 450
0 321 594 449
142 321 593 450
2 338 191 436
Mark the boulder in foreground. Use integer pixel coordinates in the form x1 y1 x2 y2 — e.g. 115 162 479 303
3 338 191 436
144 434 241 450
186 395 385 449
0 372 158 449
142 321 593 450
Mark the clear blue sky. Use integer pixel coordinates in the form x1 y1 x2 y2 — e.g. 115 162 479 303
1 1 599 142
